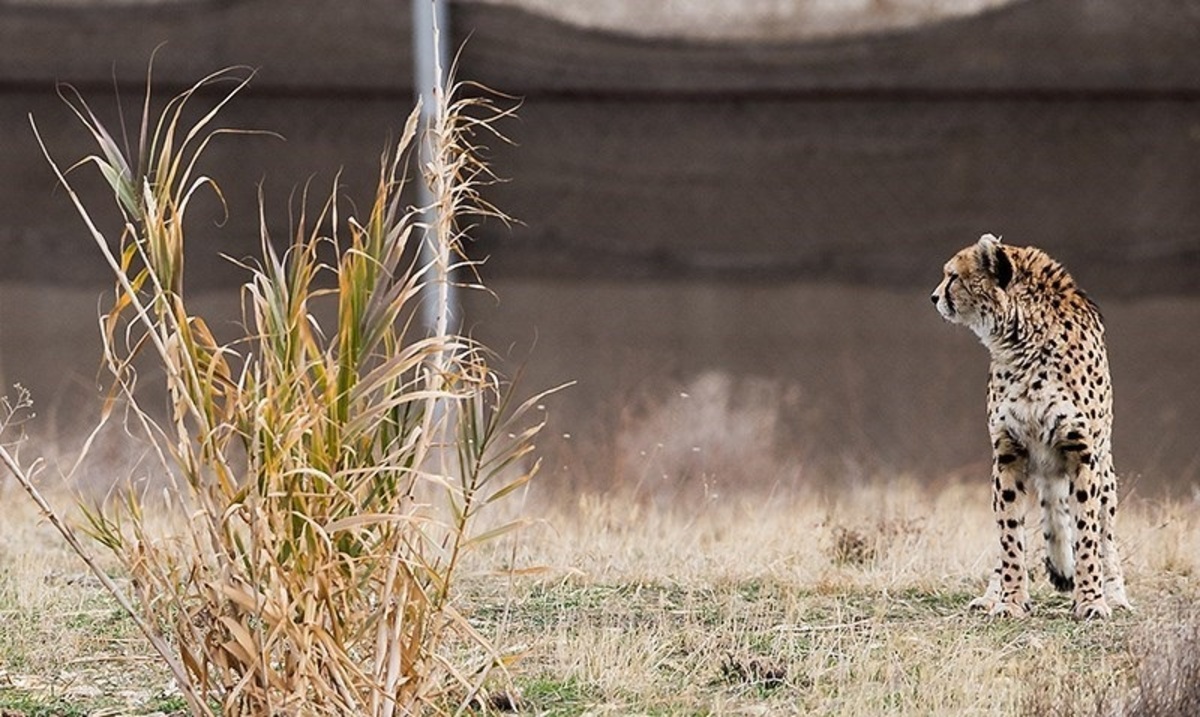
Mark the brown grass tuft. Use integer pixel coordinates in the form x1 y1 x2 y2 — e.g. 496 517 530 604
1125 604 1200 717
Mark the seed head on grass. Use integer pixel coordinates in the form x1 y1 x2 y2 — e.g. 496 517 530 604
14 63 548 717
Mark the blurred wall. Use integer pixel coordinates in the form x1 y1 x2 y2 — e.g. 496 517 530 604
0 0 1197 492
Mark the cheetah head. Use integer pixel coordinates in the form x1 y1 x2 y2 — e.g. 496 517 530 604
931 234 1014 340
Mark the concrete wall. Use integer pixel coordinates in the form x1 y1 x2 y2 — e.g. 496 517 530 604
3 0 1200 290
0 0 1197 492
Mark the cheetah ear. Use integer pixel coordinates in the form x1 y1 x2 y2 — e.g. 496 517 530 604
976 234 1013 290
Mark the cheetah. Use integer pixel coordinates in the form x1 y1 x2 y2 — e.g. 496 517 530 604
931 234 1132 619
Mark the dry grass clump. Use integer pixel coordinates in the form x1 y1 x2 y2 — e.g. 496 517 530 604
828 518 925 566
1123 604 1200 716
829 524 877 565
6 65 544 716
1019 602 1200 717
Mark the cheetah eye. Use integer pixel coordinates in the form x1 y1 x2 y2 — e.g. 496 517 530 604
946 272 958 285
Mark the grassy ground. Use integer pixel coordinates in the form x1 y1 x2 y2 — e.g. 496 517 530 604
2 477 1198 716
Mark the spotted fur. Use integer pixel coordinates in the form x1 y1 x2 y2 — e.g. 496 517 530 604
931 234 1132 619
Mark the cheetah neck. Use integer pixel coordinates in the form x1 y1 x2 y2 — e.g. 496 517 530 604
983 297 1052 367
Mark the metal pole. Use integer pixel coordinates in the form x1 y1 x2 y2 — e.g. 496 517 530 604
413 0 453 335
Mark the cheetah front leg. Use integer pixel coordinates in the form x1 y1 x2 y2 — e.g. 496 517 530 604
1060 427 1111 619
970 435 1032 618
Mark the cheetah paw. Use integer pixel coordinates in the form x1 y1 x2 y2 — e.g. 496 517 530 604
988 601 1032 618
969 595 1031 618
1105 582 1134 613
967 595 998 613
1073 598 1112 620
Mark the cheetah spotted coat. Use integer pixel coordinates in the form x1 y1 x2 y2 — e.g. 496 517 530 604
932 235 1131 619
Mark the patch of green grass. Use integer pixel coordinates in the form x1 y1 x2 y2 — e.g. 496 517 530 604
476 580 725 633
514 675 601 716
732 576 790 603
143 693 190 713
886 585 980 615
0 684 193 717
61 606 127 635
0 692 90 717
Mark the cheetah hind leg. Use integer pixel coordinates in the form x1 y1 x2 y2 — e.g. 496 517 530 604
1099 466 1133 612
1101 526 1133 612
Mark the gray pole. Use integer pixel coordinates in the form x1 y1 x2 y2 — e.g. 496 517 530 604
413 0 453 335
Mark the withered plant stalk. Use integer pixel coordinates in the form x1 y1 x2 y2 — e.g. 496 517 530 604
14 64 545 716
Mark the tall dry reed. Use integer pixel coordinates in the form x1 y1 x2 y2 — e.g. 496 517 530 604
6 64 545 716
